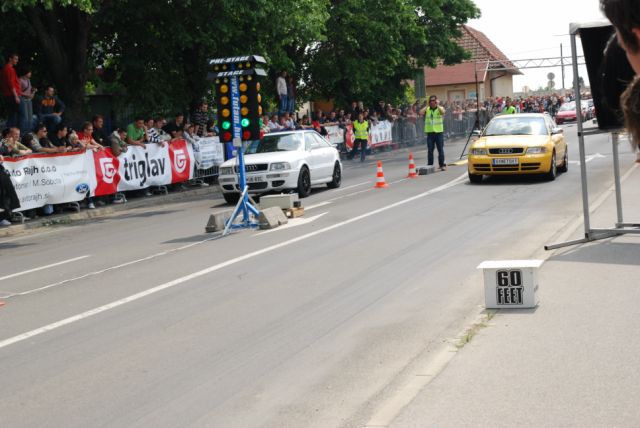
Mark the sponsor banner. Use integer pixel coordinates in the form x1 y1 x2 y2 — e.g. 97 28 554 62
97 140 194 192
324 125 344 147
370 120 393 147
344 121 393 150
92 149 120 196
168 139 192 183
3 151 93 211
192 136 225 169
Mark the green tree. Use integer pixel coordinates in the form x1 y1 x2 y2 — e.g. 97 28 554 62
305 0 479 107
1 0 96 121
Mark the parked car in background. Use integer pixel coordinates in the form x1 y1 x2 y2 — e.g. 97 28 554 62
218 130 343 205
555 101 589 124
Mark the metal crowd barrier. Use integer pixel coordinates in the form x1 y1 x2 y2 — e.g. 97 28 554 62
193 164 219 185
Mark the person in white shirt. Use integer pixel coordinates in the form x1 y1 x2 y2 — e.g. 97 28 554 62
276 71 288 115
268 114 282 131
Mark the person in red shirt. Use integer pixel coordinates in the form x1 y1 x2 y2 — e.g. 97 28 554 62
0 53 22 128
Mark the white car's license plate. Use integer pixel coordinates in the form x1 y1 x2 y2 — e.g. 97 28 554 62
246 176 264 183
492 158 519 166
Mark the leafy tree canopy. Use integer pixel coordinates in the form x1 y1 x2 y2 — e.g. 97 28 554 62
0 0 479 122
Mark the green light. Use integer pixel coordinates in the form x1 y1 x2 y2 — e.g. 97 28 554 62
222 121 231 130
241 118 250 127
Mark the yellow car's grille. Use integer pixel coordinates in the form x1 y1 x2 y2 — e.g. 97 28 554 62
488 148 525 155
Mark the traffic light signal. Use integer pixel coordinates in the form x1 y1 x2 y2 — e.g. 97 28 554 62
238 75 262 141
209 55 267 142
214 76 233 143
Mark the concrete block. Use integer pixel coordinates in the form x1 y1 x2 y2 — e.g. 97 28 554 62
418 166 437 175
259 194 298 210
258 207 288 230
205 211 231 233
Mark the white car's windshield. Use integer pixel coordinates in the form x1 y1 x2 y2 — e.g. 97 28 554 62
484 117 548 136
559 102 576 112
246 133 303 154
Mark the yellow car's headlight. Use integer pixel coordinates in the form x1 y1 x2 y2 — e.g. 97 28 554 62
470 148 487 155
526 147 548 154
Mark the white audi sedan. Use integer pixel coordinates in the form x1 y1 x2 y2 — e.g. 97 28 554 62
218 130 343 205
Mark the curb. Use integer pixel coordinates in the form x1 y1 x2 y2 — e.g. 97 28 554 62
0 185 222 239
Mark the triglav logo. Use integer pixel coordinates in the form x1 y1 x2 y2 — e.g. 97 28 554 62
99 158 117 184
173 149 187 173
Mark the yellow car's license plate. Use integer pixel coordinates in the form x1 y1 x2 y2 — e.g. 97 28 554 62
493 158 518 165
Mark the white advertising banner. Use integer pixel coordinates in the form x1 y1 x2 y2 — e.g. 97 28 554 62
91 140 195 194
3 151 94 211
192 136 225 169
370 120 393 147
324 125 344 147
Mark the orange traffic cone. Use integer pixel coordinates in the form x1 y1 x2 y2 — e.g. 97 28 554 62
407 153 418 178
374 161 389 188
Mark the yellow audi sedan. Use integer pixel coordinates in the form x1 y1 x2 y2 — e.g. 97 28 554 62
467 113 568 183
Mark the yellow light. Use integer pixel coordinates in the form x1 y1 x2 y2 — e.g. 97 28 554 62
256 82 261 91
238 63 243 69
246 62 251 68
241 107 249 116
222 109 231 118
215 79 220 84
219 84 229 94
239 83 247 92
240 95 248 104
223 78 228 83
239 76 244 82
257 94 262 103
222 64 227 70
247 76 253 81
258 106 263 115
214 65 220 71
220 96 229 105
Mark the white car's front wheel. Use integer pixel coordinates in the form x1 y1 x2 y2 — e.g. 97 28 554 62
297 166 311 198
327 162 342 189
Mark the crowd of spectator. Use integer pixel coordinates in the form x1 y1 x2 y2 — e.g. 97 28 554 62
0 50 220 226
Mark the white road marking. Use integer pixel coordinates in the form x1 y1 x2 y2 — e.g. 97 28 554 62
255 212 329 236
0 238 218 299
305 201 332 210
569 152 606 165
333 181 371 192
0 256 90 282
0 173 467 350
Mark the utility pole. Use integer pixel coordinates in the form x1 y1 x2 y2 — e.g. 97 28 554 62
560 43 566 91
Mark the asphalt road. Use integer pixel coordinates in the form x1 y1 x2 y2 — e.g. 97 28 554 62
0 124 633 428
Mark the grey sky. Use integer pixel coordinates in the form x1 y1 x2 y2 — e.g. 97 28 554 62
467 0 606 92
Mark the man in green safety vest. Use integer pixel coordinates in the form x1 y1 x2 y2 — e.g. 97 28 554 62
348 112 369 162
502 98 517 114
420 95 446 171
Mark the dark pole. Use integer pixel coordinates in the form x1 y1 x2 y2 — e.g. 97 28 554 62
560 43 566 90
459 61 480 159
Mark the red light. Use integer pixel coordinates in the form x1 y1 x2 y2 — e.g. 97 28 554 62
242 130 251 140
223 132 232 141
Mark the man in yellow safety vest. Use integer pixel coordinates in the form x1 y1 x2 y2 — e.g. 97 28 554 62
420 95 446 170
502 98 517 114
348 112 369 162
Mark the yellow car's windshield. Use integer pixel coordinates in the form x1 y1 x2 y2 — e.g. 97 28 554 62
484 117 548 136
